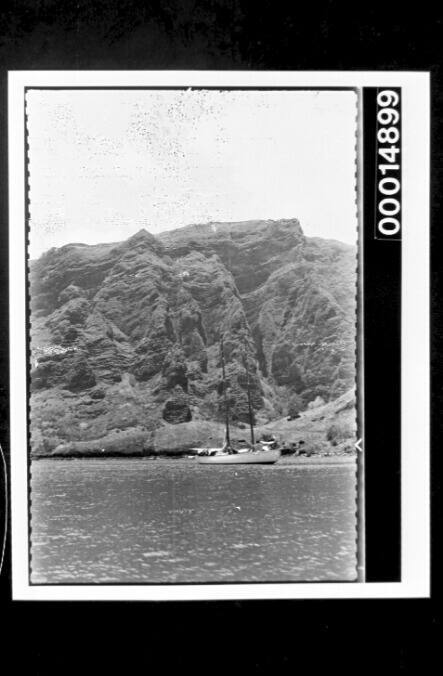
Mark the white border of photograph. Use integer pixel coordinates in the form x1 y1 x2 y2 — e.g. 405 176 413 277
9 70 430 600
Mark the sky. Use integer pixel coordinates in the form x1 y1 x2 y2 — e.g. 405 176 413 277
27 88 358 259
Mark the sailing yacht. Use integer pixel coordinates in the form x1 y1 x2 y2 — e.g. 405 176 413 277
197 337 280 465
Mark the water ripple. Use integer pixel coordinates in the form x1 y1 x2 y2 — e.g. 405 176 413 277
31 458 357 584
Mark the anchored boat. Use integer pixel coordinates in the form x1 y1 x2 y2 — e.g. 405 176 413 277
197 446 280 465
197 337 280 466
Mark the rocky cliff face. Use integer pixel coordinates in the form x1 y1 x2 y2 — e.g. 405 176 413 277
30 219 356 455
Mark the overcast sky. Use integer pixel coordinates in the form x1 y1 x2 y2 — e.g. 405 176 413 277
27 88 358 259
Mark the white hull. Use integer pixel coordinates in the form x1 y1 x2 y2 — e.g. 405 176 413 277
197 448 281 465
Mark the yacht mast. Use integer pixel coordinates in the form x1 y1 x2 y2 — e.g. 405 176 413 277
220 337 231 448
244 340 255 447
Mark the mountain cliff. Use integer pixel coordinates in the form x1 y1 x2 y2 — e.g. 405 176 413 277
30 219 356 455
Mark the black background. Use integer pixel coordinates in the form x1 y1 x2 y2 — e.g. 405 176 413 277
363 88 401 581
0 2 440 674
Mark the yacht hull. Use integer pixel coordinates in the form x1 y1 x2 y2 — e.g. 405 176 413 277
197 449 280 465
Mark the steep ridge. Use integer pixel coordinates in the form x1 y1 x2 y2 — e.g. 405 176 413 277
30 219 356 455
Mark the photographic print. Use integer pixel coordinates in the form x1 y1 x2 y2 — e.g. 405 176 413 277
8 71 430 600
27 87 358 584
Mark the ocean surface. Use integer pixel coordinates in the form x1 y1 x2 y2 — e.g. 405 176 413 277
30 458 357 584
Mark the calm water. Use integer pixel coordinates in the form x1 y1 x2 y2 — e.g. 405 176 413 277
30 458 357 584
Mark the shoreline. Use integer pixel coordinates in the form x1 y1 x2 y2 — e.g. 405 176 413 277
278 454 356 465
31 453 356 465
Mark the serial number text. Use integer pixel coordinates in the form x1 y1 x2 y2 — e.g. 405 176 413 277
376 89 401 238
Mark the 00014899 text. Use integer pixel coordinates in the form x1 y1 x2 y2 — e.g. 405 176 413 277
375 88 402 239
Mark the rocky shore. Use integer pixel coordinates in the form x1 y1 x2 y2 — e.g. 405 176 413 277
32 388 357 459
